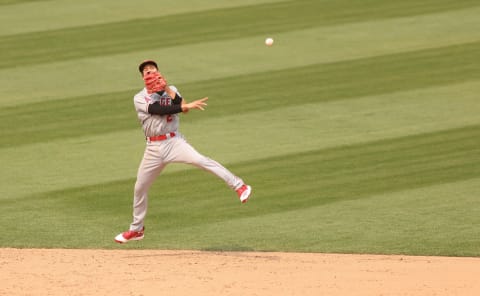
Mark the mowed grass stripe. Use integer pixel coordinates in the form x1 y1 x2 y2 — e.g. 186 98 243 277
2 125 479 248
0 0 44 5
0 0 478 68
1 40 479 148
0 0 284 36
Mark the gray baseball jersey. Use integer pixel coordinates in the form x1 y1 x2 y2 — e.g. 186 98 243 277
133 86 181 137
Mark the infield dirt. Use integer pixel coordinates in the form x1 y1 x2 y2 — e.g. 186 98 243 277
1 249 480 295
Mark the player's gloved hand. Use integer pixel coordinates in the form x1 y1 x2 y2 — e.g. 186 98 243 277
143 72 165 93
143 72 166 93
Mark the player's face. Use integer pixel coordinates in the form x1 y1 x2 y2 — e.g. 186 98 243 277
142 64 159 76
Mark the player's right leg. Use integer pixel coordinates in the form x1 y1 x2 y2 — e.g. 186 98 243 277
115 145 166 243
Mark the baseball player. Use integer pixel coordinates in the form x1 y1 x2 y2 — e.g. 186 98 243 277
115 60 252 243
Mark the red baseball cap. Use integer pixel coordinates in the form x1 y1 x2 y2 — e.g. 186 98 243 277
138 60 158 73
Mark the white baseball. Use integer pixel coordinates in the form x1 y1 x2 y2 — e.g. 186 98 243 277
265 37 274 46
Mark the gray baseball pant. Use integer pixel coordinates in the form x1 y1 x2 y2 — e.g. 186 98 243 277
130 134 244 231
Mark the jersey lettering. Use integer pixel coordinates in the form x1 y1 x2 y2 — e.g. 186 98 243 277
159 97 172 106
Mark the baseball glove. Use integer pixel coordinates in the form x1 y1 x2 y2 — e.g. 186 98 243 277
143 72 166 93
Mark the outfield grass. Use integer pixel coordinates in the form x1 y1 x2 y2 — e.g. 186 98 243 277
0 0 479 256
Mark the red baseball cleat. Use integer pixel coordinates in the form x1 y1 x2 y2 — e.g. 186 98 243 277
115 227 145 243
236 184 252 203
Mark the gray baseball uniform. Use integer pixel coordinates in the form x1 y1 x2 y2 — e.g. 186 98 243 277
129 86 244 231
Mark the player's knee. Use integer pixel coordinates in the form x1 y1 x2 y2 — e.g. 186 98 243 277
191 155 209 166
134 181 149 196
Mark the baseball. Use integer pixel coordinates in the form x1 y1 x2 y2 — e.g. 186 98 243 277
265 37 274 46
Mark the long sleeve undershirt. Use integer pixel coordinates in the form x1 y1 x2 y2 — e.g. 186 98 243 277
147 91 183 115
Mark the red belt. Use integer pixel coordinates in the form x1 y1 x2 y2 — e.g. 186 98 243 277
147 132 176 142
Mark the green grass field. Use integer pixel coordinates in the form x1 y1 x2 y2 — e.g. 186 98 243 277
1 0 479 256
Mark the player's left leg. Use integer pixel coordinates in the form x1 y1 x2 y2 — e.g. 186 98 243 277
166 136 252 202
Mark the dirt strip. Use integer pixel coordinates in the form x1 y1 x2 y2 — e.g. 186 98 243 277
1 248 479 296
